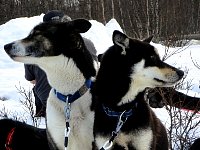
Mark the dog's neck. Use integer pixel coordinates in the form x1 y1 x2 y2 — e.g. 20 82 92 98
40 55 87 95
118 82 147 106
16 55 88 95
94 75 147 108
101 91 146 113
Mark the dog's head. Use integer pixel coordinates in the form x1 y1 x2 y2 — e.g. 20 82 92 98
104 30 183 87
96 30 184 104
4 19 96 79
4 19 91 61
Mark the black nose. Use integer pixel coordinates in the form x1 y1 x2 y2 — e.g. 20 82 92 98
177 70 184 78
4 43 14 52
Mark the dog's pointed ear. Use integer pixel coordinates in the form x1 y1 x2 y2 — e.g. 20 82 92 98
113 30 129 55
143 35 153 43
113 30 129 48
71 19 91 33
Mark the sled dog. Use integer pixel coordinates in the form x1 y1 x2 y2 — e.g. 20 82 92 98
92 30 184 150
4 19 97 150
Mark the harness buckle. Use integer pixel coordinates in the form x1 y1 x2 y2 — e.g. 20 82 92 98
64 96 71 121
115 111 127 133
64 97 71 150
65 125 71 137
102 140 113 150
79 84 88 95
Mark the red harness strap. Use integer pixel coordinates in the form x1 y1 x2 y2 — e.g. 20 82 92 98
5 127 16 150
181 108 200 114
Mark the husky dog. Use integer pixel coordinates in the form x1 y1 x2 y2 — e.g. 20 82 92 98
0 119 49 150
4 19 96 150
92 30 184 150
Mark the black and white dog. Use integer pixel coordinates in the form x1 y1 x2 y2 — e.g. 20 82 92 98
0 119 49 150
92 30 184 150
4 19 97 149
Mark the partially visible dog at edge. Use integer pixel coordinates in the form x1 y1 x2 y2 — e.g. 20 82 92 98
4 19 97 149
0 119 49 150
91 30 184 150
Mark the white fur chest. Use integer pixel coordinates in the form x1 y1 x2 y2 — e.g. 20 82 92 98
46 90 94 150
35 55 95 149
95 128 153 150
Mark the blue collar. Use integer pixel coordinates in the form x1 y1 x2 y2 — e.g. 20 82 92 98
102 101 138 118
54 79 92 103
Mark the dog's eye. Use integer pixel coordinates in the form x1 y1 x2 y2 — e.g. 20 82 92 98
27 30 41 40
32 30 41 36
30 30 40 36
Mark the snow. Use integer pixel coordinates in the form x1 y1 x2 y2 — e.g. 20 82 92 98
0 14 200 145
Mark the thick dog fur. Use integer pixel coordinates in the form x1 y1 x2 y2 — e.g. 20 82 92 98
0 119 49 150
92 30 184 150
4 19 96 149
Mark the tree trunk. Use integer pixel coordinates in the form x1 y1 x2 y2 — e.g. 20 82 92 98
111 0 114 18
101 0 106 24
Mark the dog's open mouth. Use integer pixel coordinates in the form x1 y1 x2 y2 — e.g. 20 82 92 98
9 54 30 58
154 78 176 85
154 78 166 83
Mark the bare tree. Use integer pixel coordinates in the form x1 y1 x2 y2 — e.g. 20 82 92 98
16 85 42 127
100 0 106 24
111 0 114 18
63 0 79 7
2 0 200 41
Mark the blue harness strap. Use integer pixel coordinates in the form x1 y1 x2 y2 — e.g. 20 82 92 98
102 98 138 118
54 79 92 103
100 101 138 150
102 105 133 118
